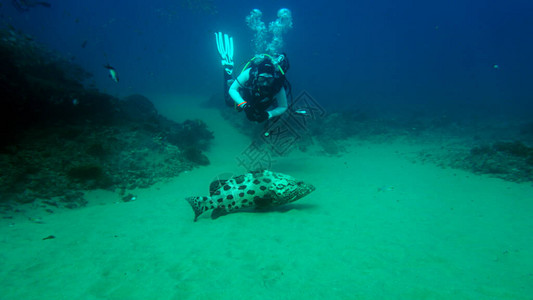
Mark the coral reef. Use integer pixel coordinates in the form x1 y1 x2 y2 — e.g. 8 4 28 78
417 140 533 183
220 100 533 184
457 141 533 182
0 26 214 210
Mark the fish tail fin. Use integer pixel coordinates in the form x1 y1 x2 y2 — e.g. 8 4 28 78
185 196 209 222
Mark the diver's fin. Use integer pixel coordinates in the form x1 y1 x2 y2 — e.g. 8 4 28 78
215 32 234 69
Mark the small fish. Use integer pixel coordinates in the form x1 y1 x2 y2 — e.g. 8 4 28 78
81 40 87 48
292 107 312 117
186 170 315 221
377 185 395 192
104 64 119 83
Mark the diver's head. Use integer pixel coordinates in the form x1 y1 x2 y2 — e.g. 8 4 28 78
256 59 276 86
257 73 274 86
257 60 275 74
256 53 289 74
252 53 289 86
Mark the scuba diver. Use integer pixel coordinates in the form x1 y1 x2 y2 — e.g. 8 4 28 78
222 51 290 123
229 54 289 123
215 8 293 123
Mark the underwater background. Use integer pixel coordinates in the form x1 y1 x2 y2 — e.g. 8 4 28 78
2 1 533 299
3 0 532 119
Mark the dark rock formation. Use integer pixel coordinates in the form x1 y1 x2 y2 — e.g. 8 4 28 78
0 27 214 209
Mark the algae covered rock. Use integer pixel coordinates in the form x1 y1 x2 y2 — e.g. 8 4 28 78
0 27 215 208
455 141 533 182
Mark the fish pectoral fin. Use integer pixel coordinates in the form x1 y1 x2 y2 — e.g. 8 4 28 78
254 196 274 208
209 180 227 196
211 207 228 220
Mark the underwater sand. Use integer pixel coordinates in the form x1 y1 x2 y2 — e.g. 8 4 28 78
1 95 532 299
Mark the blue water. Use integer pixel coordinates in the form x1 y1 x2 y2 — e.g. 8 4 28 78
3 2 533 298
2 0 533 118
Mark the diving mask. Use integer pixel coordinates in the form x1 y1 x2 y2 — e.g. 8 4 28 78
258 73 274 85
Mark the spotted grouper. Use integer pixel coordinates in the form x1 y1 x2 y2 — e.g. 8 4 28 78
185 170 315 221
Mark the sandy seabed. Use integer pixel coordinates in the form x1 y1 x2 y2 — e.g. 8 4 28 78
1 95 532 300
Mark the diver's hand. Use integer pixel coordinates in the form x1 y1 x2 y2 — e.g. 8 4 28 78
235 101 247 112
244 105 269 123
243 104 255 119
255 111 269 122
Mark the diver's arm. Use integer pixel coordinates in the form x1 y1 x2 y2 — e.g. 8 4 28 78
228 69 250 106
267 87 288 118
